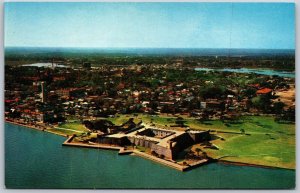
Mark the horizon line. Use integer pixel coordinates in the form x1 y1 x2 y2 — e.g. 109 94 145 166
4 46 295 50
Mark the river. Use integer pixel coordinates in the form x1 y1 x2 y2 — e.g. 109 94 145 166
195 68 295 78
5 123 295 189
22 63 67 68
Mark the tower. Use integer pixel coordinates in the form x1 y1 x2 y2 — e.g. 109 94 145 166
41 81 46 103
52 58 54 68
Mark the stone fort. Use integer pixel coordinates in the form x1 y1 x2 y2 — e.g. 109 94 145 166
97 124 210 160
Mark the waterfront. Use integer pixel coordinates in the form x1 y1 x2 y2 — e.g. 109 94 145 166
5 123 295 189
195 67 295 78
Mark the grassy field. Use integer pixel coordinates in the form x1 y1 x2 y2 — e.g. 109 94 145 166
47 122 90 136
189 116 295 169
107 114 295 169
108 114 178 126
108 114 295 135
205 132 295 169
47 128 77 136
58 122 89 131
107 115 138 125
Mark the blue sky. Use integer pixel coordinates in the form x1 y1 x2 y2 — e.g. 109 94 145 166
4 2 295 49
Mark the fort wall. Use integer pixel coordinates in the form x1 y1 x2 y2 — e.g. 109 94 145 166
96 128 211 161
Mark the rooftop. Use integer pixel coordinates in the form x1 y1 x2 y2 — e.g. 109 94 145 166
257 88 272 94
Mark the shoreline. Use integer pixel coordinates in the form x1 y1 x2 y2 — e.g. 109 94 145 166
217 160 295 171
5 120 68 138
5 120 295 171
193 66 295 73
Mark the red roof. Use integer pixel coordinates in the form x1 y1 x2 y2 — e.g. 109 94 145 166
248 84 260 88
5 98 19 103
256 88 272 94
168 91 175 95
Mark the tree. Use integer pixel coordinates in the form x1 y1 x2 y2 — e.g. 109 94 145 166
199 110 210 122
251 96 261 108
240 128 245 134
251 95 271 113
83 120 94 130
199 85 226 99
243 87 257 98
195 148 201 156
175 117 186 127
273 102 285 114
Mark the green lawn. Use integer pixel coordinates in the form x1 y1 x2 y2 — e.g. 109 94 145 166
107 115 138 125
148 116 176 126
203 132 295 169
187 116 295 135
109 114 294 134
188 116 296 169
108 114 179 126
47 128 77 136
58 122 89 132
107 114 295 135
47 122 90 136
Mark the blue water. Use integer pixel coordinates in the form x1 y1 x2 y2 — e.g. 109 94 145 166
5 123 295 189
195 67 295 78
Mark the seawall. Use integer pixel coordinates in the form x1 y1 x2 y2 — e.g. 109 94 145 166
5 120 68 137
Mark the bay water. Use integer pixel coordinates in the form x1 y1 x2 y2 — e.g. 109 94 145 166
5 123 295 189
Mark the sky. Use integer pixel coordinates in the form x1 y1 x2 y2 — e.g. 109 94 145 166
4 2 295 49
